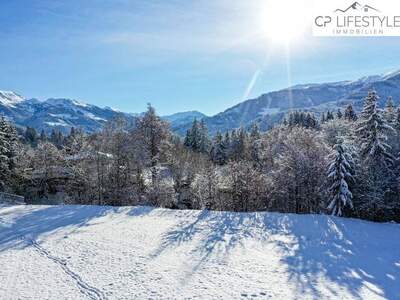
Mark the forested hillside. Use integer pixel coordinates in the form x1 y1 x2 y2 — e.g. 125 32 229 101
1 91 399 222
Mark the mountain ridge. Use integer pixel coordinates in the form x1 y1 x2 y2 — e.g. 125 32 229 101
1 68 400 135
188 69 400 134
0 93 206 134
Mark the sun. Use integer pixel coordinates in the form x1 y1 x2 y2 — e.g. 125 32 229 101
261 0 310 45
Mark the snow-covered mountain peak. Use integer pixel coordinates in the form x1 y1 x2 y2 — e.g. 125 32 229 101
343 75 382 86
45 98 90 108
104 106 121 112
0 90 25 107
381 69 400 80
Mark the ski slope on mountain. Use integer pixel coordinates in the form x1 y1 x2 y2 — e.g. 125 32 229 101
0 205 399 299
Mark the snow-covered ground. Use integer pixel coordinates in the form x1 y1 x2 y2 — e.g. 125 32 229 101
0 205 399 300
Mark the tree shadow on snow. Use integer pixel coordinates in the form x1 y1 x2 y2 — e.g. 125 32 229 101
265 214 400 300
154 210 400 299
0 205 116 252
153 210 268 272
127 206 156 217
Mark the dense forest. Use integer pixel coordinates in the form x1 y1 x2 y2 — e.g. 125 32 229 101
0 90 399 222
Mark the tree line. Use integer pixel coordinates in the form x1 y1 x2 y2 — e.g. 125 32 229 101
0 91 399 222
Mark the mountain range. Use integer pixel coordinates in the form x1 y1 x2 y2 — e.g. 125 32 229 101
190 69 400 134
0 92 206 134
1 69 400 135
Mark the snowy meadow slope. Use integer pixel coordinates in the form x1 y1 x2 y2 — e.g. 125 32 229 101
0 205 399 299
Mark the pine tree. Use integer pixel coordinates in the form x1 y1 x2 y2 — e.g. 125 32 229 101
183 129 192 148
190 119 200 152
337 109 343 119
210 131 227 165
395 106 400 150
384 96 396 124
24 127 38 147
321 113 326 123
0 118 9 191
184 118 206 153
0 117 18 191
396 107 400 129
70 127 76 137
230 127 247 161
198 119 210 153
50 129 57 144
249 123 261 166
356 90 395 168
327 144 354 216
228 130 238 158
305 113 318 128
287 111 318 128
249 123 261 140
353 91 396 221
223 131 231 160
344 104 358 122
50 129 64 149
40 130 47 142
326 111 334 121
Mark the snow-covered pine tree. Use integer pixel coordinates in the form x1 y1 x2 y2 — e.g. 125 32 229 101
184 119 198 150
305 113 318 128
231 127 247 161
337 109 343 119
396 106 400 129
198 119 210 153
24 127 38 147
321 113 326 123
286 111 318 128
288 112 295 126
384 97 400 159
327 144 354 216
384 96 396 124
250 123 261 141
39 130 47 142
183 129 192 148
353 91 398 221
326 111 334 121
344 104 357 122
0 117 18 191
395 106 400 150
0 117 9 191
394 107 400 177
184 118 210 153
223 131 230 146
50 129 64 149
356 90 395 168
210 131 227 165
249 123 261 166
228 129 238 159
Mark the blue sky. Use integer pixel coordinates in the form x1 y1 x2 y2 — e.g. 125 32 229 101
0 0 400 115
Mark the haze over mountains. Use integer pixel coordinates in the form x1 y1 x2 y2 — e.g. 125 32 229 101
1 69 400 135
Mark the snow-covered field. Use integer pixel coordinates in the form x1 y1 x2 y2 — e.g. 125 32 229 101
0 205 399 300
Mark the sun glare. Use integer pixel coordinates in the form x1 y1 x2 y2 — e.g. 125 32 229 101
261 0 310 45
